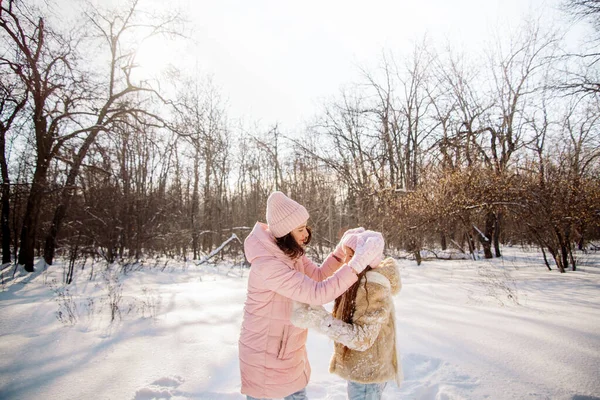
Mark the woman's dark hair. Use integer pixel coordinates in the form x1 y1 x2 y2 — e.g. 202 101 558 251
275 226 312 259
332 266 372 357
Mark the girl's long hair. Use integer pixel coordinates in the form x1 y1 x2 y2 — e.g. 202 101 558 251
275 226 312 259
332 266 372 356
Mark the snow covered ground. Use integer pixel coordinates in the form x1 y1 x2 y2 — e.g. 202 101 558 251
1 247 599 400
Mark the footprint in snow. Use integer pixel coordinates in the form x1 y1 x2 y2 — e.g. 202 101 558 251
134 376 185 399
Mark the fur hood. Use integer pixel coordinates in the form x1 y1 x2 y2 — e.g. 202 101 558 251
244 222 286 262
367 256 401 295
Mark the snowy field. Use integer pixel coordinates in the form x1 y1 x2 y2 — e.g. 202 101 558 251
1 247 599 400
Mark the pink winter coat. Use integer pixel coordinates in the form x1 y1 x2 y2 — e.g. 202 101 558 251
239 222 358 399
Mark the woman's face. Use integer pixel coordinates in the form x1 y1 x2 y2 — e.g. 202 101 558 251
290 223 309 247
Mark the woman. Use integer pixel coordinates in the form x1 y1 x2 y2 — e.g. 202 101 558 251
292 231 403 400
239 191 382 400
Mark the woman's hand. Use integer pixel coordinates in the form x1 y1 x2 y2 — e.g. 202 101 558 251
348 232 385 274
359 230 385 267
333 227 365 258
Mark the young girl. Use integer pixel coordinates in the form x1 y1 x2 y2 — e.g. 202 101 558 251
292 231 403 400
239 192 384 400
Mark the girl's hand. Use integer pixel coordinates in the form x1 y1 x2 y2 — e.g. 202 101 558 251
291 302 330 329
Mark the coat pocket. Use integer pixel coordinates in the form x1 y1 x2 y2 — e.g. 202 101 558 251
277 325 290 359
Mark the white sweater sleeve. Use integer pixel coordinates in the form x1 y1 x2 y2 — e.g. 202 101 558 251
319 281 391 351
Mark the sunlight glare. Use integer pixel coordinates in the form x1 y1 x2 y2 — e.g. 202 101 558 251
131 35 176 83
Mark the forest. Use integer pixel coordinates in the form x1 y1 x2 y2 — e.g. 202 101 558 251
1 0 599 281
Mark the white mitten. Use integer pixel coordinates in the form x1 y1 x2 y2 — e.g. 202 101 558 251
333 227 365 258
348 232 385 274
291 303 330 329
359 230 385 267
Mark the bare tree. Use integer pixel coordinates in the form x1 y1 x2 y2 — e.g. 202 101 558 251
253 125 285 192
359 53 400 190
173 77 229 258
558 0 600 95
42 0 181 266
394 42 439 191
564 0 600 25
434 21 559 258
0 1 87 271
306 88 382 224
0 73 27 264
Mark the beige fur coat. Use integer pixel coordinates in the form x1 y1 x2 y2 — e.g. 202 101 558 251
325 257 403 385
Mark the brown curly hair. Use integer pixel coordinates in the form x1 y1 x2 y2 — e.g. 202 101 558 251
275 226 312 259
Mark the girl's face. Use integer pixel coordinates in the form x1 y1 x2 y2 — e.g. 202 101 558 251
290 223 309 247
343 246 355 264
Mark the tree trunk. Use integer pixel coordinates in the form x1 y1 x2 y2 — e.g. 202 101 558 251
466 232 477 260
414 250 422 266
328 194 333 245
567 238 576 272
557 230 570 272
191 148 200 259
474 214 494 259
66 234 80 285
43 203 66 265
540 246 552 271
547 246 565 273
1 183 10 264
482 211 495 259
0 97 27 265
408 238 422 265
202 147 211 252
44 130 100 265
18 160 50 271
0 133 10 263
577 233 585 251
493 211 502 257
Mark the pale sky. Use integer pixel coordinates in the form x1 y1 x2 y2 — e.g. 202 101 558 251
135 0 570 132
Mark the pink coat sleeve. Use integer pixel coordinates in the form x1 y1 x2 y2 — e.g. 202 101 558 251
300 253 344 282
252 256 358 305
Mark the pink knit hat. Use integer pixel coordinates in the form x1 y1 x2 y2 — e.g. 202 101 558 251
266 191 310 238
